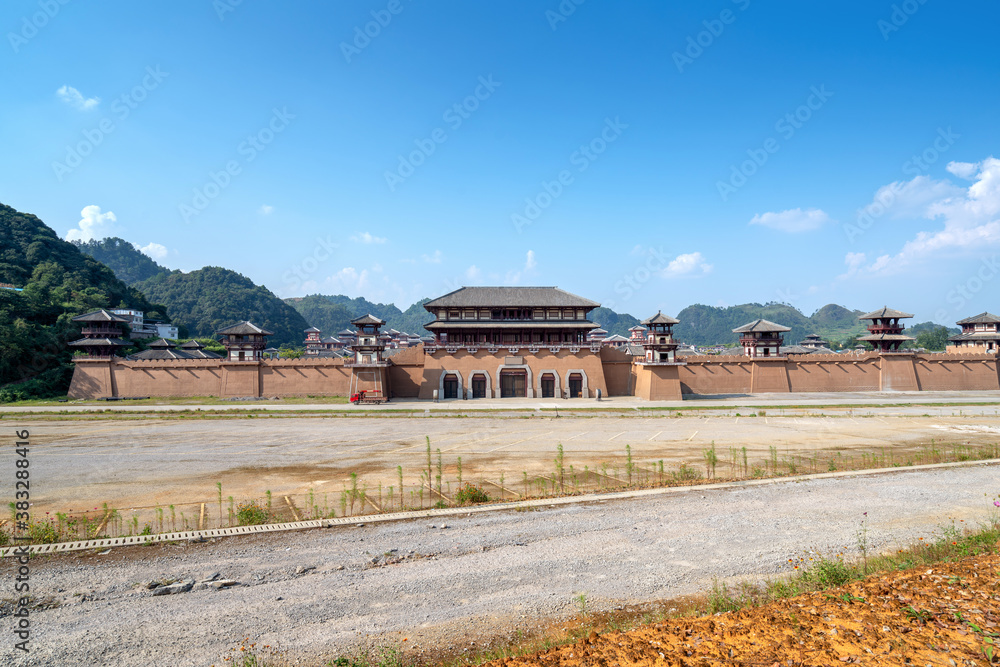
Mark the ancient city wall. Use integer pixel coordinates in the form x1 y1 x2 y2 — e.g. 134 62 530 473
662 352 1000 396
600 346 636 397
67 348 1000 400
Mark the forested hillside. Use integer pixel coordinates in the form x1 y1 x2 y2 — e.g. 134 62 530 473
134 267 309 347
76 237 309 347
673 302 869 347
74 237 169 284
0 204 162 399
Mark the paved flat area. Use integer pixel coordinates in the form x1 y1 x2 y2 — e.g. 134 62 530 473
6 393 1000 518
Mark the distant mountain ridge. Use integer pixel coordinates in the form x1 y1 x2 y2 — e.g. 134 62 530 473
76 237 309 346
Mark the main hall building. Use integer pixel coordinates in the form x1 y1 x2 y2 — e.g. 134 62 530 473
419 286 608 399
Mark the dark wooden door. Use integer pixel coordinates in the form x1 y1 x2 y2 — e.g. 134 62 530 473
472 375 486 399
568 374 583 398
443 375 459 399
541 375 555 398
500 371 526 398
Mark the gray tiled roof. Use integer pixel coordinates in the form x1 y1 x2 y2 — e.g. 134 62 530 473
147 338 175 348
351 313 386 326
68 337 128 347
732 319 791 333
859 306 914 320
641 311 679 325
72 309 130 323
425 320 599 331
215 321 273 336
129 348 196 360
956 312 1000 325
424 287 599 309
948 331 1000 342
857 333 914 342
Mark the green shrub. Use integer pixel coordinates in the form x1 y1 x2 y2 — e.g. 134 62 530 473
236 499 269 526
454 483 490 505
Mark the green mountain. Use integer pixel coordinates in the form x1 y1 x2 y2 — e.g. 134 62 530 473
0 204 163 399
76 237 309 347
673 302 872 348
134 267 309 347
284 294 432 337
590 307 641 338
73 237 169 284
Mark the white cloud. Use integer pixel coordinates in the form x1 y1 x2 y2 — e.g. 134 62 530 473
323 267 370 293
465 265 482 281
258 204 274 215
504 250 539 285
422 250 443 263
661 252 712 278
947 161 979 180
749 208 831 233
844 157 1000 275
351 231 386 244
56 85 99 111
66 205 116 242
858 176 963 221
139 242 168 261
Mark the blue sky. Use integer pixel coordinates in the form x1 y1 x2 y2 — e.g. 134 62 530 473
2 1 999 324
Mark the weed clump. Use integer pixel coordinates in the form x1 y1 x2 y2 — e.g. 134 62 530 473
236 499 269 526
454 483 490 506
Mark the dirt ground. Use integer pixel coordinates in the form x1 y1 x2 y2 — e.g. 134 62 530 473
490 552 1000 667
9 409 1000 531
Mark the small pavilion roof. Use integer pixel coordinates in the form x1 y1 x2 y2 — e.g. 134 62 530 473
628 325 648 331
956 312 1000 325
604 334 629 342
68 337 129 347
320 336 341 344
641 311 680 326
733 319 791 333
72 309 130 324
215 321 273 336
147 338 176 349
859 306 914 320
857 333 915 342
589 327 608 335
337 329 356 336
178 340 205 350
351 313 386 326
129 348 196 360
304 326 322 333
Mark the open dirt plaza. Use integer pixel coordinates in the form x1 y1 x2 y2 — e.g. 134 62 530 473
6 391 1000 518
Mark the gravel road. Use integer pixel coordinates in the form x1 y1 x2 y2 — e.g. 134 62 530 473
5 463 999 667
